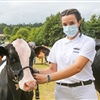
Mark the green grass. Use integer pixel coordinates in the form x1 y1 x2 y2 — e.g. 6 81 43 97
33 58 100 100
97 92 100 100
33 63 55 100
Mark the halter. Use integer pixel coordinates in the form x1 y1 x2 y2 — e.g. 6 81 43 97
6 65 40 100
7 66 35 83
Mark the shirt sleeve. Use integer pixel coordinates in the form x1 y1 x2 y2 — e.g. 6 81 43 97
79 38 96 62
47 43 57 63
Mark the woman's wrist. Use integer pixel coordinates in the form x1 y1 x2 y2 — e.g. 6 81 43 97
46 74 51 83
35 70 40 73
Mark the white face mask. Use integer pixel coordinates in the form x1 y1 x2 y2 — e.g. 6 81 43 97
63 25 79 38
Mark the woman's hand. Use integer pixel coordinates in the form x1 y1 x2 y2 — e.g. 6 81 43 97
33 73 47 84
33 63 57 84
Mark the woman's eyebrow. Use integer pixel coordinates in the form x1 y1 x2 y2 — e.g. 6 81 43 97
69 21 75 24
62 23 67 26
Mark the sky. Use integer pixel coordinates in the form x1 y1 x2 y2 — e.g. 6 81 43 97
0 1 100 25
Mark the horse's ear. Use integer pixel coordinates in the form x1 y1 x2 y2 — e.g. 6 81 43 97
0 46 8 56
95 45 100 51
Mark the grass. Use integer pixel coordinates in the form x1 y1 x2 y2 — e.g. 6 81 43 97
33 81 55 100
33 62 55 100
97 91 100 100
32 58 100 100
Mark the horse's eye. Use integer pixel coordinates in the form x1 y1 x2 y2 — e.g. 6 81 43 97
10 55 16 63
12 58 16 62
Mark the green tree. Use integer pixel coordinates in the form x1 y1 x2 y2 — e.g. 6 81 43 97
10 27 29 42
27 27 36 42
81 18 87 34
12 26 20 36
86 15 100 38
40 12 63 46
3 26 11 40
25 26 31 31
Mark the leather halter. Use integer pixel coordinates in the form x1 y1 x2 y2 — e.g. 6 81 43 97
7 65 36 83
7 65 40 100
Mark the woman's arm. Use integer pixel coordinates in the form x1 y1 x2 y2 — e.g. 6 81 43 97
50 55 89 81
39 63 57 75
34 55 89 84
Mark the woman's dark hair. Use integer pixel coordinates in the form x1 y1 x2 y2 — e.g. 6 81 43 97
60 8 82 34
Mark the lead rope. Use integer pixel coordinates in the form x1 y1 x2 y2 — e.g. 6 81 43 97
35 84 40 100
33 70 40 100
7 65 40 100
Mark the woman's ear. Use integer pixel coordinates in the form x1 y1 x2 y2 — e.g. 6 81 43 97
78 20 81 27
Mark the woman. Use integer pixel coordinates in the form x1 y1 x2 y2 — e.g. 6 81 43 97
34 8 98 100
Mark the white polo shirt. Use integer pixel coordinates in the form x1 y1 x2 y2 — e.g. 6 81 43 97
48 33 96 83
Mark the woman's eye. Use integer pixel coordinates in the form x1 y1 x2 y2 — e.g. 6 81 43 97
62 23 67 26
70 21 75 25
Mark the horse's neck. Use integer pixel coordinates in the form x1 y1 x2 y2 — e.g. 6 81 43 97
0 61 6 73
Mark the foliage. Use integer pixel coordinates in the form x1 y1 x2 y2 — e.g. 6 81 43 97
12 26 20 36
36 12 63 46
3 26 11 40
27 27 41 44
0 23 6 34
1 13 100 46
10 28 29 42
33 63 55 100
85 15 100 38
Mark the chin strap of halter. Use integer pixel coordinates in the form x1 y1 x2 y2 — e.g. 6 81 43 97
7 65 40 100
33 69 40 100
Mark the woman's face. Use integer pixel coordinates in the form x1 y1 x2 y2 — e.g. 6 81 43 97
61 14 81 27
61 14 81 39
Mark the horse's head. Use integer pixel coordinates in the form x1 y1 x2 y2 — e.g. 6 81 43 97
0 38 37 91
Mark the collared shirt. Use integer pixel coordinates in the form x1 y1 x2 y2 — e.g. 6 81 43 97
48 33 96 83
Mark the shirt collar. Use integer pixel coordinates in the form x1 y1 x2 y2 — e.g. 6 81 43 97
63 33 82 44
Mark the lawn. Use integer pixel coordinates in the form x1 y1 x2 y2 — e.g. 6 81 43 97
33 62 55 100
33 58 100 100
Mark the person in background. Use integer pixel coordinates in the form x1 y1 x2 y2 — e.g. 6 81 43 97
37 50 45 59
34 8 98 100
0 55 2 61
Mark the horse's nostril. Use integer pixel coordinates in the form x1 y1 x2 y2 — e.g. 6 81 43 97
24 81 37 91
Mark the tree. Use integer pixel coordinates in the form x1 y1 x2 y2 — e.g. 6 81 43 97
10 28 29 42
39 12 63 46
3 26 11 40
27 27 37 42
12 26 20 36
86 15 100 38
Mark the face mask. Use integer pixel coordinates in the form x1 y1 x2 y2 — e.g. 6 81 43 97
63 25 78 38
